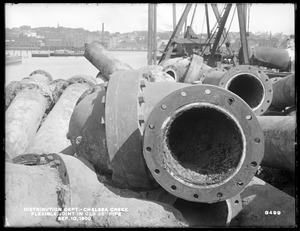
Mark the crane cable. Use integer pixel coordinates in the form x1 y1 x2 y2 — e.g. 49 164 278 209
218 4 236 50
199 8 207 43
200 4 227 56
190 4 198 27
248 4 251 33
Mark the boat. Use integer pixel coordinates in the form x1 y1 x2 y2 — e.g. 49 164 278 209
32 51 50 57
5 54 22 64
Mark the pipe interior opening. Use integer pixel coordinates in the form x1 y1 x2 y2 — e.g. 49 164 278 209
166 107 243 186
166 70 176 79
174 198 228 227
227 74 264 109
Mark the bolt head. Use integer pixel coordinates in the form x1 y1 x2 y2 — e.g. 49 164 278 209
47 155 54 161
204 89 211 95
161 104 167 110
75 136 82 145
180 91 187 97
54 160 61 165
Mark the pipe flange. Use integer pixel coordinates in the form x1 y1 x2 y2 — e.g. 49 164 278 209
226 193 242 226
29 70 53 83
12 153 69 185
105 70 157 190
53 75 96 103
219 65 273 116
163 65 179 81
76 83 106 106
18 80 53 109
143 84 264 203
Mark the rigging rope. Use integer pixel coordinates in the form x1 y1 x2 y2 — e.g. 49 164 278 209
248 4 251 34
200 4 227 56
190 4 198 27
218 4 236 49
199 8 207 43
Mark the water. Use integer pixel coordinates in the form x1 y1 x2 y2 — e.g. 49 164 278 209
5 50 148 86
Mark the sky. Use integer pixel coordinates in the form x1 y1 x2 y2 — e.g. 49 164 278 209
5 3 295 35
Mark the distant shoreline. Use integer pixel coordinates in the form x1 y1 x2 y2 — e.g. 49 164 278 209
5 48 147 52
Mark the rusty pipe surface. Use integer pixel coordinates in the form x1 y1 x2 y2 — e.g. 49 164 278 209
84 42 133 80
237 176 295 227
270 73 295 110
7 153 188 227
160 56 273 116
143 84 264 203
202 65 273 116
250 46 291 71
257 116 296 172
5 74 53 159
29 69 53 83
7 153 295 227
5 80 21 110
138 65 176 82
160 56 191 82
25 80 92 155
68 69 264 203
6 71 53 110
7 153 245 227
5 162 61 227
160 55 221 83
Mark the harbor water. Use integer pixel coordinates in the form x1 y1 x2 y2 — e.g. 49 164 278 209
5 50 148 86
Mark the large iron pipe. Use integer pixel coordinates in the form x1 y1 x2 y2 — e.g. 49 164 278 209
257 116 296 172
25 77 93 155
160 56 191 82
250 46 291 71
270 73 295 110
138 65 176 82
84 42 133 80
5 74 53 160
143 84 264 203
202 65 273 116
160 55 220 83
160 56 273 116
68 69 264 203
6 153 188 227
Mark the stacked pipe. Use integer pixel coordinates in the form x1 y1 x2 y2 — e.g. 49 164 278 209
5 44 296 227
70 46 294 226
68 69 264 203
165 54 295 174
160 54 273 116
24 75 96 155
